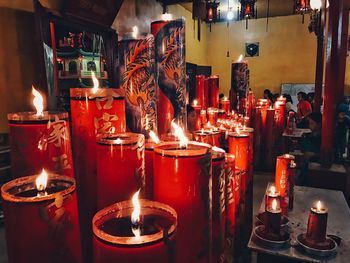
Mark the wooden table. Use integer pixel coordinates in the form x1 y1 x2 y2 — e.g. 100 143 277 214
248 184 350 263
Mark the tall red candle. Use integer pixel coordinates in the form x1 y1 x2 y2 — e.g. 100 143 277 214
8 111 74 178
306 201 328 244
211 149 226 262
93 199 177 263
204 78 209 108
192 99 202 130
253 106 262 167
145 141 155 199
207 107 218 126
96 133 145 209
196 75 206 108
220 97 230 114
208 75 219 108
1 173 82 263
264 108 275 170
209 130 221 147
274 100 286 139
153 141 212 263
275 154 295 215
70 87 126 260
224 154 236 241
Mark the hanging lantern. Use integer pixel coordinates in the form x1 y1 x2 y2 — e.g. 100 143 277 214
239 0 256 20
206 0 219 23
295 0 312 13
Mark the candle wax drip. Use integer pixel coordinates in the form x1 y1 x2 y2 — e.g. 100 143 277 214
100 215 173 237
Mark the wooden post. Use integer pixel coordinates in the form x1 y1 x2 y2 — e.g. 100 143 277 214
313 0 327 113
321 0 346 165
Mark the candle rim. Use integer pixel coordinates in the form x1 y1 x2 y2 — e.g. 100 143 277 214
93 199 177 246
280 154 295 160
154 141 211 158
1 174 75 203
97 132 145 147
311 201 328 214
225 153 236 164
70 87 125 100
227 131 249 138
7 111 68 122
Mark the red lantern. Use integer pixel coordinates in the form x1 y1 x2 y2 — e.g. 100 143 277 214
295 0 311 13
239 0 256 19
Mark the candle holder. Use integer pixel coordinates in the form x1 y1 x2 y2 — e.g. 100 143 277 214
8 111 74 178
194 130 212 144
212 149 225 262
93 199 177 263
96 133 145 209
1 174 82 262
153 141 212 263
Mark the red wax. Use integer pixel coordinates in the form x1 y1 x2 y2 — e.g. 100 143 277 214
8 112 74 178
145 142 155 199
207 108 218 126
286 111 296 134
1 174 82 263
194 130 213 144
192 104 202 130
241 127 254 185
246 91 255 121
265 188 280 211
264 108 275 170
93 199 177 263
274 101 286 139
70 88 126 260
96 133 145 209
208 75 219 108
212 150 225 262
220 99 230 114
306 206 328 243
153 142 212 263
196 75 207 108
204 78 209 108
200 110 207 126
275 154 295 215
209 130 221 147
264 207 282 236
224 154 236 239
253 107 262 167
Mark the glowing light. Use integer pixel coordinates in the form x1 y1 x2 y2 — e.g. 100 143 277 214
149 131 160 144
227 10 234 20
270 186 276 195
171 121 189 148
132 26 139 39
235 126 240 134
237 54 244 62
32 86 44 117
272 199 278 211
131 190 141 239
91 71 99 93
192 99 198 106
212 146 225 153
35 169 48 192
161 13 173 21
310 0 322 10
316 200 322 213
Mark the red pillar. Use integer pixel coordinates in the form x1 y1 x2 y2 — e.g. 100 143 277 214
337 9 349 101
313 0 327 113
321 0 345 165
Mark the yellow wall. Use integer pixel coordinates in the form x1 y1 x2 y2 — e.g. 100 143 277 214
207 15 317 96
113 1 207 65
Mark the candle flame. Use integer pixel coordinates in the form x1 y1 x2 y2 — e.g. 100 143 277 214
192 99 198 106
316 200 322 212
270 186 276 195
206 121 211 128
149 131 160 144
91 71 99 93
131 190 141 239
235 126 240 134
35 169 48 192
171 121 189 148
201 128 205 134
272 199 278 210
132 25 139 39
237 54 244 62
32 86 44 117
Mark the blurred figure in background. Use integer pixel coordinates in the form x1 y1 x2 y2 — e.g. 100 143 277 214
283 94 294 112
335 97 350 162
296 92 312 128
263 89 273 105
307 92 315 111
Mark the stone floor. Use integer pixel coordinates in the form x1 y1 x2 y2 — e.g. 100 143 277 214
0 171 274 263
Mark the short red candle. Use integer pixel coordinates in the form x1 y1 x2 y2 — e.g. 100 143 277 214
208 75 219 108
207 107 218 126
224 154 236 239
153 141 212 263
200 109 207 126
96 133 145 209
194 130 212 144
209 130 221 147
70 87 126 260
212 149 226 262
275 154 295 215
196 75 206 108
93 199 177 263
306 201 328 244
1 174 82 263
8 111 74 178
192 100 202 130
220 98 230 114
265 185 280 211
264 199 282 236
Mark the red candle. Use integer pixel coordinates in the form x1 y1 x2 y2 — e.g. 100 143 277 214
1 171 82 263
286 111 296 134
220 97 230 114
211 148 226 262
192 99 202 130
253 106 262 167
208 75 219 108
204 78 209 108
264 199 282 236
196 75 206 108
8 87 74 178
207 107 218 126
265 185 280 211
241 126 254 184
93 197 177 263
264 108 275 170
274 100 286 139
306 201 328 243
228 131 249 192
96 133 145 209
153 141 212 263
209 130 221 147
224 154 236 241
70 87 126 260
246 91 255 121
194 129 212 144
200 109 207 126
275 154 295 215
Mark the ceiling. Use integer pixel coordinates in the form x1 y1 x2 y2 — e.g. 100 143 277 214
180 0 300 21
